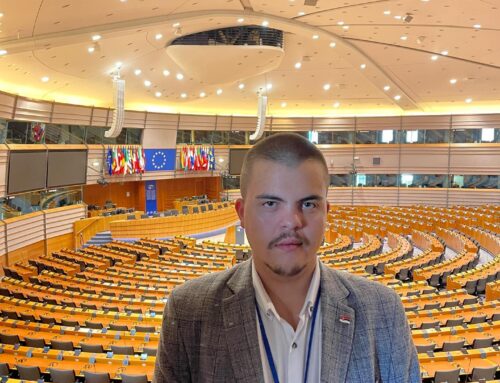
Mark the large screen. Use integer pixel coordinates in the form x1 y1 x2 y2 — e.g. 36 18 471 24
8 151 48 194
229 149 249 175
47 150 88 188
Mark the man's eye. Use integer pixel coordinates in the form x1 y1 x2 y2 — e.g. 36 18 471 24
263 201 276 207
303 201 317 209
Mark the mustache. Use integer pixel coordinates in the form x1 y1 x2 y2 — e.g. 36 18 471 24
267 232 309 249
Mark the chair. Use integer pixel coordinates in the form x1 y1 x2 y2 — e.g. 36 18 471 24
110 345 134 355
143 347 157 356
81 303 98 310
40 315 56 324
475 277 487 294
109 323 129 331
83 371 110 383
415 343 435 353
464 280 477 295
49 368 76 383
491 313 500 321
135 325 156 333
443 300 459 308
471 337 494 349
461 297 478 306
423 302 440 310
51 339 74 351
2 310 18 320
44 297 58 305
445 317 465 327
102 305 120 313
125 307 142 314
61 319 79 327
80 343 104 353
469 314 487 324
0 334 20 345
16 365 41 381
470 365 498 381
421 320 440 329
20 313 36 322
433 368 460 383
442 339 465 352
121 374 148 383
83 288 97 295
25 337 46 348
120 293 135 299
85 320 103 329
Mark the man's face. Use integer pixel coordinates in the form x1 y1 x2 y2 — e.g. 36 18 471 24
236 159 329 278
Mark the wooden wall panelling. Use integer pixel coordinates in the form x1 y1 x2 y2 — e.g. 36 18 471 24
321 146 355 175
356 116 402 131
7 240 45 265
51 103 92 125
399 145 450 173
351 145 400 174
44 205 86 239
46 233 74 254
351 187 400 206
206 176 222 201
449 144 500 174
0 222 6 269
83 181 142 210
5 212 45 257
86 145 106 184
0 91 16 119
0 145 9 197
90 107 110 127
13 97 52 123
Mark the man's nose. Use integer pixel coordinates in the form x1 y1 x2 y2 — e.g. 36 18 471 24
280 205 304 229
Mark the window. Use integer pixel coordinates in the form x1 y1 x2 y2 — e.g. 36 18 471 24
355 174 367 186
406 130 418 143
380 130 394 143
308 130 318 144
228 130 246 145
481 128 495 142
176 130 193 144
401 174 414 187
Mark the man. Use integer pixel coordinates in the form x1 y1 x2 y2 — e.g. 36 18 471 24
154 133 420 383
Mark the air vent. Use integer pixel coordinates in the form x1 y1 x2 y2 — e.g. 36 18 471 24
304 0 318 5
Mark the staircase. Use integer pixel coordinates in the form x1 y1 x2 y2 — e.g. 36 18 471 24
82 231 112 248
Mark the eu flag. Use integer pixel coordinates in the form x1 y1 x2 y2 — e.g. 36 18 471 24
144 149 176 171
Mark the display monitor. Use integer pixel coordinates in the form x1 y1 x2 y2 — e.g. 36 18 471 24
229 148 249 175
8 150 48 194
47 150 88 188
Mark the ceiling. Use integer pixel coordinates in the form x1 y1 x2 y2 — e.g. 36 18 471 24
0 0 499 117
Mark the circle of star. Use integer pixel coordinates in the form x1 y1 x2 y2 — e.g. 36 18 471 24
152 151 167 169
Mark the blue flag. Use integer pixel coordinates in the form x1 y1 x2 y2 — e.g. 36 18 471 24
144 149 176 171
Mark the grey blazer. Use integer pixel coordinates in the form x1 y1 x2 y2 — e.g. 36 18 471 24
153 260 421 382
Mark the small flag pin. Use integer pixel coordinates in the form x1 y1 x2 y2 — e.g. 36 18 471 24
339 314 351 324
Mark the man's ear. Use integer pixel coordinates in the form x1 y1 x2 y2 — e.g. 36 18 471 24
235 198 245 228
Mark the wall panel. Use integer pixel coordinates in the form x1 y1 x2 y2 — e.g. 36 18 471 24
449 145 500 174
83 181 141 210
44 205 86 238
51 103 92 125
399 145 449 173
46 233 74 254
0 92 16 119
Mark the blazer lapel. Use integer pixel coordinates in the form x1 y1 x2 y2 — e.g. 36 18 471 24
319 264 356 383
222 261 264 382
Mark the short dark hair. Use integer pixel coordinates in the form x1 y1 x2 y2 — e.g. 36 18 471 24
240 133 329 197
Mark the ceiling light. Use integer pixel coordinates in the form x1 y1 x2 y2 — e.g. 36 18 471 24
298 11 305 16
262 20 269 27
281 101 287 108
237 18 244 23
238 83 245 90
199 91 206 98
41 76 50 83
180 93 187 98
87 46 95 53
134 69 142 76
342 25 350 30
360 63 366 69
441 50 449 55
155 33 163 40
0 13 3 18
172 22 180 28
91 34 101 41
163 69 170 77
473 24 481 29
294 62 302 69
394 95 401 101
465 98 472 103
329 42 336 48
155 91 162 97
333 102 341 108
0 49 7 56
115 61 123 68
266 83 273 90
383 85 390 91
400 35 408 41
323 83 331 91
144 80 151 87
216 88 223 95
337 21 345 26
449 78 457 84
176 73 184 80
312 34 319 40
383 10 391 15
120 0 127 2
394 15 402 20
431 55 439 61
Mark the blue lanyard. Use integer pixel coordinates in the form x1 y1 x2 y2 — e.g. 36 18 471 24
255 288 321 383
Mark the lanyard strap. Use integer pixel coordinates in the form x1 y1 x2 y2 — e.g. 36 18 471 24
255 288 321 383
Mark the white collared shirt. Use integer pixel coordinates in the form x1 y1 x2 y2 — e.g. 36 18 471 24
252 260 322 383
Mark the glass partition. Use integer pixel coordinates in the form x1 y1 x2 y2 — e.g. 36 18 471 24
0 186 83 219
401 129 450 144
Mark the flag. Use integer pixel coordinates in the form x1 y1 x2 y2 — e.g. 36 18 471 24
144 149 176 171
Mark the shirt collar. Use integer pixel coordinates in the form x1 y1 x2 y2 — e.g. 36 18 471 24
252 258 321 320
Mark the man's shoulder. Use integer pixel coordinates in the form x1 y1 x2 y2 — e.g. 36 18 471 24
322 265 398 304
168 261 249 318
